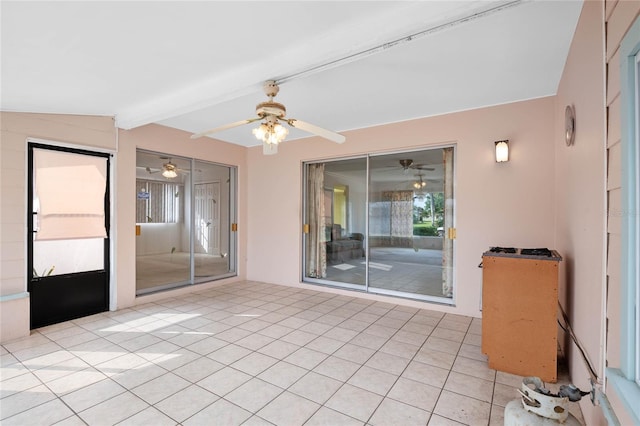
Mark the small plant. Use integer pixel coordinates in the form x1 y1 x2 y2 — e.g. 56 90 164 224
33 266 55 277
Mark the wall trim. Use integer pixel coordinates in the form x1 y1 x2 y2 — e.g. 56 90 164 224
0 292 29 302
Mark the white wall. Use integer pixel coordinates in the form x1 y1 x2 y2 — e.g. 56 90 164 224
135 223 183 256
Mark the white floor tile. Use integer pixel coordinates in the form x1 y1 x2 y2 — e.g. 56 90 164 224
183 398 251 426
131 372 191 405
61 378 126 412
256 391 320 426
304 407 364 426
369 397 430 426
0 281 583 426
1 398 74 426
78 391 149 425
325 383 383 422
289 371 343 404
196 366 252 396
225 378 283 412
433 390 491 425
154 384 218 423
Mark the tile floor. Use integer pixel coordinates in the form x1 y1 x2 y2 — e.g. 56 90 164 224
325 247 446 298
1 281 581 426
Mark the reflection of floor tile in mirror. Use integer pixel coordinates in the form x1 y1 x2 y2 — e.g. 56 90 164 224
325 247 447 298
136 253 229 291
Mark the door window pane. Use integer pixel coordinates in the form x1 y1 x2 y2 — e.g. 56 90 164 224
32 148 108 276
136 153 191 292
304 158 367 287
33 239 104 276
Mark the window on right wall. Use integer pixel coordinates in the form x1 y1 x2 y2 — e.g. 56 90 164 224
607 15 640 425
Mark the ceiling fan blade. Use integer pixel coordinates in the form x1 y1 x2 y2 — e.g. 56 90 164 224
287 119 345 144
413 165 435 171
191 118 261 139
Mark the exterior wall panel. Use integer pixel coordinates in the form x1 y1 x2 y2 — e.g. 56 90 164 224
605 0 640 423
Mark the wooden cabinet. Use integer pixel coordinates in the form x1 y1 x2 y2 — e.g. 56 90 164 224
481 251 561 382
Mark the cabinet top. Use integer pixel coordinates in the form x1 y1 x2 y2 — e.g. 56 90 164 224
482 248 562 261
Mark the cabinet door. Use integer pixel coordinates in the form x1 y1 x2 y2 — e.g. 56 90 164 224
482 256 558 382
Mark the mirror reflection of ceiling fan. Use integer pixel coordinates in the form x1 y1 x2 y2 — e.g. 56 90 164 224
190 80 346 155
145 157 182 179
398 159 434 172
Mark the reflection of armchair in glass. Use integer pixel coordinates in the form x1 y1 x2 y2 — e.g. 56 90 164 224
326 224 365 262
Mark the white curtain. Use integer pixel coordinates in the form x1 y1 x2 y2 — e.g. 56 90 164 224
306 163 326 278
442 147 454 297
34 149 107 240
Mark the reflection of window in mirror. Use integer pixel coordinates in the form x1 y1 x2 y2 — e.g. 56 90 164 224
323 188 333 227
333 185 348 230
136 179 183 224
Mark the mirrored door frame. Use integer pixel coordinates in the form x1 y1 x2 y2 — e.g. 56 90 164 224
136 150 238 295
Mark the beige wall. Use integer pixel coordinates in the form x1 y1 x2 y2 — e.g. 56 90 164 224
604 0 640 424
0 112 117 342
0 116 249 342
0 100 558 341
116 124 248 309
245 97 557 317
554 1 607 424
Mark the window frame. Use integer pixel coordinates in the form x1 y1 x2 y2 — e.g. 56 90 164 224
607 15 640 424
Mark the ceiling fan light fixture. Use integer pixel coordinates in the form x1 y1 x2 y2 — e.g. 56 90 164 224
162 169 177 178
162 162 178 179
253 119 289 145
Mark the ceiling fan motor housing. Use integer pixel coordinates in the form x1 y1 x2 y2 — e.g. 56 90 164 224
256 102 286 118
263 80 280 98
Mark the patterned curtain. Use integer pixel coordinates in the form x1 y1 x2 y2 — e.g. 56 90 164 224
381 190 413 247
442 147 454 297
306 164 327 278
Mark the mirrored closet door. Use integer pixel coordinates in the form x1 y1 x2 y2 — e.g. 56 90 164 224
136 150 237 295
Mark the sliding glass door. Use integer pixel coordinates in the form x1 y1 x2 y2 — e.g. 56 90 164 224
304 158 367 289
303 147 455 303
135 150 236 295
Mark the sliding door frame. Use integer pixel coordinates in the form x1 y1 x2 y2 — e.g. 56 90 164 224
302 145 457 305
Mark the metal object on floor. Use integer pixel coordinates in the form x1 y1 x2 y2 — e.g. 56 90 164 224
504 377 583 425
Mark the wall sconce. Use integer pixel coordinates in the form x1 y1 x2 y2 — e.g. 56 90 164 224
495 140 509 163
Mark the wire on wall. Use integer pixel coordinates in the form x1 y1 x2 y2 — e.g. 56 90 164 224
557 301 599 383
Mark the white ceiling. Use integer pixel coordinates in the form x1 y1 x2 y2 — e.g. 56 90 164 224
1 1 583 148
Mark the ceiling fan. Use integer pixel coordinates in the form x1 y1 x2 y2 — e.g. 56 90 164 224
190 80 346 155
398 159 434 172
145 157 181 179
